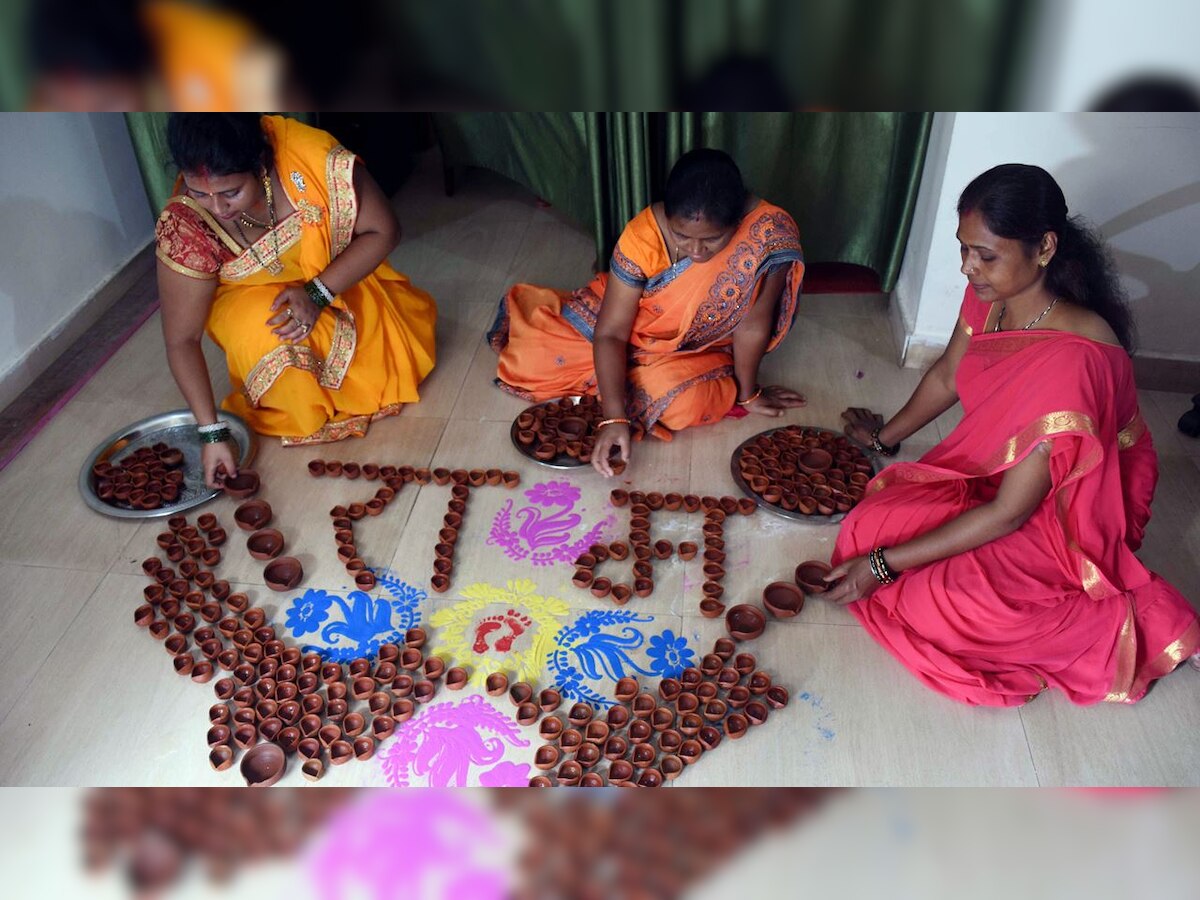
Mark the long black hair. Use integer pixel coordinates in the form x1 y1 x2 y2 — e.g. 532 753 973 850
957 164 1135 352
167 114 272 179
663 148 747 229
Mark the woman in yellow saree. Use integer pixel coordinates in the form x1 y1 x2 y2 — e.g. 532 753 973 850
489 149 807 476
155 114 437 486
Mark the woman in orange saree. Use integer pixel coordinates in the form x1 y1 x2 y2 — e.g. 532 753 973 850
155 114 437 486
827 164 1198 706
489 149 806 476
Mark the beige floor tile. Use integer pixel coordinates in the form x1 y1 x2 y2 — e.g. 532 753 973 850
669 616 1039 786
449 338 534 423
501 205 597 289
403 302 495 420
0 564 104 725
1018 667 1200 785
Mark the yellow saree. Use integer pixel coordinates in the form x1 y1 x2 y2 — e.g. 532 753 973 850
155 115 437 444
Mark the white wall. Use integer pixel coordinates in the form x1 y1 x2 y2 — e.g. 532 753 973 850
0 113 154 408
894 112 1200 365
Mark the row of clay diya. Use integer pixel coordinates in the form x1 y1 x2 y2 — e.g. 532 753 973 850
209 629 468 783
514 395 638 469
507 638 788 787
221 475 304 591
93 442 186 510
308 459 522 490
312 461 523 593
737 427 874 515
572 490 755 614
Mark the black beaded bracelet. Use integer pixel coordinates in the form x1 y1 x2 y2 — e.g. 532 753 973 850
870 427 900 457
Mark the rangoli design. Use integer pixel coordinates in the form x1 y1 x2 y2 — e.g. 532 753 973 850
487 480 614 566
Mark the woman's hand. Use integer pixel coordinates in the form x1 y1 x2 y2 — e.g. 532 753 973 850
742 384 806 417
822 556 880 605
267 286 320 342
842 407 885 446
591 423 631 478
201 441 238 490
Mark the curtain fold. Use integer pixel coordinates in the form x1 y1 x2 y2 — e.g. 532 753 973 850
434 112 931 291
124 112 174 213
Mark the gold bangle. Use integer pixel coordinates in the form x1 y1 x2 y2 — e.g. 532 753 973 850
736 386 763 406
596 418 631 430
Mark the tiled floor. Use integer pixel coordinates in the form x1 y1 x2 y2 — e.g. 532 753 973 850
0 155 1196 787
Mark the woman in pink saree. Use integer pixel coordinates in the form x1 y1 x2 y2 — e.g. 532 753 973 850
828 164 1198 706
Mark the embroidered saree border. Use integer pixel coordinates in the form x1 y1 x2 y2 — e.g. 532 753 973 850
243 308 358 405
279 402 404 446
156 250 216 280
219 214 304 280
326 145 357 257
1120 618 1200 703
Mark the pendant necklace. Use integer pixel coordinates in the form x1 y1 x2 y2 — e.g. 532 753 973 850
994 297 1058 333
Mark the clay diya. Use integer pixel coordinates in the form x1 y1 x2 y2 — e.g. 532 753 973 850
733 652 757 677
222 470 260 500
515 703 540 727
263 557 303 591
725 604 767 642
604 710 633 734
766 685 790 709
559 728 583 753
763 581 805 618
610 582 633 605
724 712 750 740
699 597 726 618
485 672 509 696
607 758 635 784
676 541 698 561
240 743 286 787
795 560 834 594
538 717 564 743
748 671 773 695
209 746 235 772
555 760 583 787
443 667 468 691
233 500 272 532
726 685 751 709
613 677 638 703
745 700 770 727
246 528 284 560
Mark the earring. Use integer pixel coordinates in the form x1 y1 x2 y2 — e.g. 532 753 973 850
1038 258 1049 268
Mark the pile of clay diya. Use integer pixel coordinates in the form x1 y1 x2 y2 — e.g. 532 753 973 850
91 442 187 510
513 395 638 472
572 489 755 615
306 461 522 594
735 425 874 517
498 637 790 787
136 528 462 784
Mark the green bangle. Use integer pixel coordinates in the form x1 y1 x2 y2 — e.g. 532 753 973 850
303 280 332 310
198 428 232 444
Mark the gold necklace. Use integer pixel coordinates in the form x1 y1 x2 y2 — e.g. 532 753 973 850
234 173 282 274
994 297 1059 333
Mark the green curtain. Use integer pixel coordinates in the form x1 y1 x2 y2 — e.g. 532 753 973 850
124 112 174 213
434 112 931 291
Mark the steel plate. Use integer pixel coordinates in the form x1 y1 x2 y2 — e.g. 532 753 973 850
79 410 257 519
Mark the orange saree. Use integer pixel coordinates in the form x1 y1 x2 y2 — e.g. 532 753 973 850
488 202 804 434
155 116 437 445
834 287 1199 706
